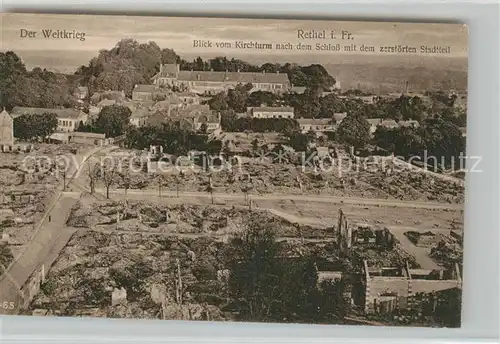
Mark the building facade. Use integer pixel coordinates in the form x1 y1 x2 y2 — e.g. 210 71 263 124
73 86 89 101
0 109 14 149
132 84 156 101
248 106 295 119
297 118 335 133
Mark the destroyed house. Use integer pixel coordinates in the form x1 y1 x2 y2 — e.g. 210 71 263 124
361 261 462 315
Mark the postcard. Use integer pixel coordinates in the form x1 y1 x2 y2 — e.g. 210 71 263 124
0 13 467 327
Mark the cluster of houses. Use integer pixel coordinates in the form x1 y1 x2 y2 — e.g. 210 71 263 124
0 67 467 152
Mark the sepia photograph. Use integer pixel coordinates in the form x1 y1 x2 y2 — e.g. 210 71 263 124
0 13 467 327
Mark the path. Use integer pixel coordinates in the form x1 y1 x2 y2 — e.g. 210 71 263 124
386 226 441 270
0 193 80 315
97 188 461 211
0 145 111 315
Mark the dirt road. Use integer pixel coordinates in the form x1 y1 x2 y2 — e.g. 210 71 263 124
0 145 111 315
0 193 80 315
97 188 461 211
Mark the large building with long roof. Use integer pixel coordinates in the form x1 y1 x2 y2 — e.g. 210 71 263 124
151 64 291 95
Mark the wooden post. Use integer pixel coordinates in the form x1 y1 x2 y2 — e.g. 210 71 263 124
177 258 182 304
337 209 344 250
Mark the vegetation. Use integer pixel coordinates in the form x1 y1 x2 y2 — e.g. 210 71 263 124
13 112 58 141
374 117 466 169
0 243 13 274
225 221 348 323
77 105 131 138
336 113 371 150
125 122 222 156
1 51 76 111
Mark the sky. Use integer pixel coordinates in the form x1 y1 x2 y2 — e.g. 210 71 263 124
1 13 468 73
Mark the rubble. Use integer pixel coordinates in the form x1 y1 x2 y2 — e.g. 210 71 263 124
108 148 464 204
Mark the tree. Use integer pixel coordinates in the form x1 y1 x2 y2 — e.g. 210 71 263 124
199 122 208 134
86 162 100 194
101 161 117 199
38 113 58 140
2 51 74 110
226 221 325 323
317 278 349 322
433 288 462 327
251 139 260 157
13 112 58 142
206 175 214 204
120 171 131 198
286 131 310 152
336 113 371 150
77 39 171 96
94 105 131 137
226 221 283 321
157 174 165 198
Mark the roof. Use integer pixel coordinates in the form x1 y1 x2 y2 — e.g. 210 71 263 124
297 118 332 125
367 118 382 126
153 63 179 78
177 70 290 84
10 107 85 120
289 86 307 94
333 112 347 122
131 107 151 118
318 271 343 282
123 101 155 111
399 120 420 127
97 99 117 107
381 119 398 127
171 104 218 122
49 132 69 141
70 132 106 139
249 106 294 113
133 84 156 93
177 92 200 97
75 86 88 93
0 109 12 120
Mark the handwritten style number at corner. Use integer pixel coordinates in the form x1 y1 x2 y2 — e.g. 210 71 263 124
1 301 15 309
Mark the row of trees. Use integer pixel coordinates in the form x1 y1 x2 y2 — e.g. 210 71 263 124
374 117 466 168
